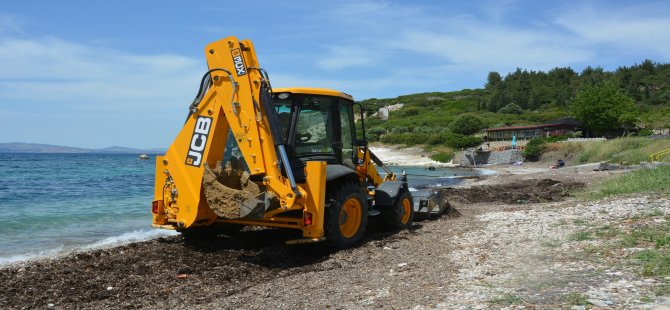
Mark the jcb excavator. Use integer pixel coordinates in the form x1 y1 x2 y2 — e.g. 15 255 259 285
151 36 415 248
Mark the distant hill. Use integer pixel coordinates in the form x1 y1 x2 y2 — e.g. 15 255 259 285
0 143 166 154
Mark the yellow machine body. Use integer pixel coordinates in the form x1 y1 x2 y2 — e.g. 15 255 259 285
152 36 408 243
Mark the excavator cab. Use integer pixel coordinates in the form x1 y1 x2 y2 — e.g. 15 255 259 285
152 36 415 248
271 88 359 179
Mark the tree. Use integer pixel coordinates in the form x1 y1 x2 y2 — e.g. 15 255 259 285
485 71 502 90
570 82 639 135
498 103 523 114
449 114 485 135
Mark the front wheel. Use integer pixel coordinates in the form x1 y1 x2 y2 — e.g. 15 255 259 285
380 190 414 230
324 183 368 249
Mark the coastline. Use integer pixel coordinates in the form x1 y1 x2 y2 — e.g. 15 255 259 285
0 163 670 309
0 144 455 268
3 148 669 308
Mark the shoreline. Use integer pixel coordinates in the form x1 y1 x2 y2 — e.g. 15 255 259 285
0 159 598 268
0 229 178 268
0 144 459 268
3 160 667 308
0 156 622 269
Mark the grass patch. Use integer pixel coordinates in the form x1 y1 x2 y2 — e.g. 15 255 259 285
570 230 593 241
593 225 621 239
570 137 670 164
655 284 670 296
635 249 670 277
582 166 670 200
563 292 588 305
616 221 670 277
619 222 670 248
489 293 525 305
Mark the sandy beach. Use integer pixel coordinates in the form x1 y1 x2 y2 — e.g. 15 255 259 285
368 144 456 167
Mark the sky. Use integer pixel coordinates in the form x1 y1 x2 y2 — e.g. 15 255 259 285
1 0 669 149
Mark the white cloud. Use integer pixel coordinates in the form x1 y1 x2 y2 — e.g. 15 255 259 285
0 33 207 147
0 36 202 112
555 3 670 58
315 45 380 70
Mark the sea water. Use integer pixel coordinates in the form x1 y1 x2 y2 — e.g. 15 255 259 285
0 153 478 265
0 153 178 265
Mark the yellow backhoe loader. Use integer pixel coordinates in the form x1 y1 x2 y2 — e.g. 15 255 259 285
151 36 423 248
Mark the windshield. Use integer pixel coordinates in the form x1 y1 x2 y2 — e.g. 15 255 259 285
272 92 356 162
293 96 335 155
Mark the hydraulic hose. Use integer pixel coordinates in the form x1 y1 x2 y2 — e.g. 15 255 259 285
185 68 237 123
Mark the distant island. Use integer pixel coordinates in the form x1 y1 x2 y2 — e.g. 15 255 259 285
0 142 166 154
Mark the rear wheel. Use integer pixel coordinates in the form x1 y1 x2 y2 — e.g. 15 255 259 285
324 183 368 249
380 190 414 230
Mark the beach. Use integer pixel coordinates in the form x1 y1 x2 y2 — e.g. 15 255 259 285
2 158 669 309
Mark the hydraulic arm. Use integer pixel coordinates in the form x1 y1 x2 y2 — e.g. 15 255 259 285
152 36 315 231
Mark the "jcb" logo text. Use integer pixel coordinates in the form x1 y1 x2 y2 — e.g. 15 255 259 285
185 116 212 167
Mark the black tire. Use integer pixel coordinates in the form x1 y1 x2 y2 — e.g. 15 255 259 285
324 183 368 249
380 190 414 230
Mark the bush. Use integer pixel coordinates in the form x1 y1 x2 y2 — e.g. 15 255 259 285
396 106 419 117
524 138 546 161
524 135 571 161
498 103 523 114
430 150 454 163
390 126 410 134
426 132 482 148
639 129 653 137
380 133 431 146
378 132 482 148
449 114 485 135
367 126 387 141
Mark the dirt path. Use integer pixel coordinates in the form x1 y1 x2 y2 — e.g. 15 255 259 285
2 166 669 309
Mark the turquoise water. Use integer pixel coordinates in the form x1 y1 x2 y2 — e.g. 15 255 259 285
0 154 479 265
0 153 176 265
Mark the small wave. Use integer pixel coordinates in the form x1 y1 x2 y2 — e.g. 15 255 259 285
0 229 178 266
0 245 65 266
408 187 418 192
83 229 178 250
479 169 497 175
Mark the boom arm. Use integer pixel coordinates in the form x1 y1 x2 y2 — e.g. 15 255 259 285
153 36 307 229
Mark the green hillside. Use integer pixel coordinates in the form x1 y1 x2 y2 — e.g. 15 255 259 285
359 60 670 144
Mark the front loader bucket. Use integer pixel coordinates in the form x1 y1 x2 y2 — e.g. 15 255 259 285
414 190 461 220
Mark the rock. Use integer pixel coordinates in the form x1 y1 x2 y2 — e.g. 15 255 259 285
107 286 113 290
398 263 408 268
570 306 586 310
588 299 610 307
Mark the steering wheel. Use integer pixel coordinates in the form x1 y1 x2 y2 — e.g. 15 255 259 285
297 132 312 143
